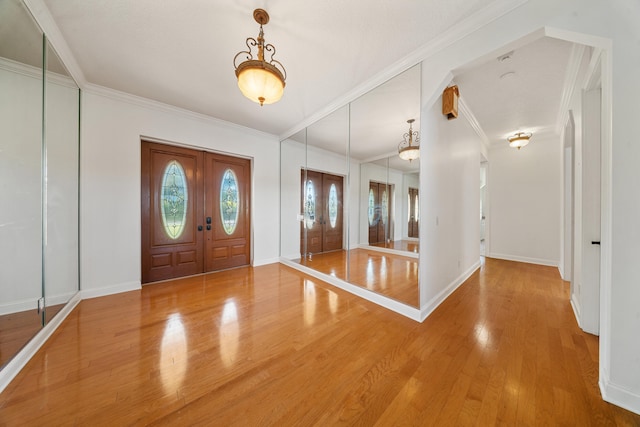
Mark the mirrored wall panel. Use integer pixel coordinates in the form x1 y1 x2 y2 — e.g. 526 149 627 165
0 0 45 369
280 64 421 308
0 0 80 369
349 64 421 306
44 40 80 323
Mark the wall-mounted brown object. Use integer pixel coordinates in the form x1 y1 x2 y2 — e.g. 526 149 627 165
442 85 459 120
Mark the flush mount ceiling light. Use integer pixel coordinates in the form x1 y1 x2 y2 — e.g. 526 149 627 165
398 119 420 161
508 132 532 149
233 9 287 106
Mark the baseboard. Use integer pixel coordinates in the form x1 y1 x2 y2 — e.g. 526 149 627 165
81 280 141 299
0 298 38 316
558 264 565 280
571 293 582 328
357 244 419 259
253 257 280 267
279 258 421 321
486 252 558 267
600 378 640 416
420 260 481 322
0 290 79 316
0 291 81 394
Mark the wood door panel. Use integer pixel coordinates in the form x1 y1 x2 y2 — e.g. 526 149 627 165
300 170 323 255
322 173 343 252
142 142 204 283
205 153 251 271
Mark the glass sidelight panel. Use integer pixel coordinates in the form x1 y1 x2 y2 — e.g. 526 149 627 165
0 0 45 368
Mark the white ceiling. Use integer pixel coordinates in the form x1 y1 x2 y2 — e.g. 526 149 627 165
453 36 575 146
40 0 493 137
19 1 576 162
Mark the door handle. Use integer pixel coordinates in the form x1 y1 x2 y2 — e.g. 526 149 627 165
206 217 212 224
591 241 600 245
206 225 211 231
198 225 203 231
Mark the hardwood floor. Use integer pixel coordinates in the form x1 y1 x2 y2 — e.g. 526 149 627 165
297 248 419 306
0 304 64 369
1 258 639 425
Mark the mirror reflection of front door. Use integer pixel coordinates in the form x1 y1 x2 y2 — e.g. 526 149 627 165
300 169 343 256
368 181 390 244
408 187 419 238
141 141 251 283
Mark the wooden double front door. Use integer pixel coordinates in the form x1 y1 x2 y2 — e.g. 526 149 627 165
141 141 251 283
300 170 343 255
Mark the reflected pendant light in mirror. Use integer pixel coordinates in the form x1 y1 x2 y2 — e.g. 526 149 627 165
233 9 287 106
398 119 420 161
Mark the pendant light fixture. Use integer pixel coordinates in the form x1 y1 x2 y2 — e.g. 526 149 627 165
398 119 420 161
233 9 287 106
507 132 532 149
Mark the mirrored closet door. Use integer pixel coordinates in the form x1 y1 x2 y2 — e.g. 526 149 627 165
0 0 80 370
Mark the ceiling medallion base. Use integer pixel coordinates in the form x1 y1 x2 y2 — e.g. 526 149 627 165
253 9 269 25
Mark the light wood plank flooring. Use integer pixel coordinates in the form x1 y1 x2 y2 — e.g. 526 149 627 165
1 259 639 425
0 304 64 369
297 248 419 306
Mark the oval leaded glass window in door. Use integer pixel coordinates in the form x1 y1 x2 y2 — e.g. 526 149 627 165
220 169 240 235
161 160 188 239
381 189 388 224
328 183 338 228
304 180 316 229
368 189 375 226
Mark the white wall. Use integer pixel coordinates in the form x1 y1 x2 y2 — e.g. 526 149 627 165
487 135 561 266
80 89 280 297
419 89 482 311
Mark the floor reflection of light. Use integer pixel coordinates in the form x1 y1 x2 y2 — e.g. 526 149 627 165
380 257 387 289
220 299 239 368
474 324 490 347
160 313 188 395
304 280 316 326
328 289 338 314
366 258 374 286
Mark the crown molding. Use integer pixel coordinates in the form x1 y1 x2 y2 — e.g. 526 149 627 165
83 83 277 140
0 56 79 89
458 95 490 151
23 0 87 88
555 43 586 134
279 0 529 141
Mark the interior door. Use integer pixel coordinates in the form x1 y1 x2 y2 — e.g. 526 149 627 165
141 142 204 283
205 152 251 271
408 187 419 238
322 173 343 251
